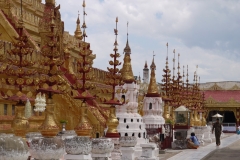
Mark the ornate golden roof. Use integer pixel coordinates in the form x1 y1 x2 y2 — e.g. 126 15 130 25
146 56 159 97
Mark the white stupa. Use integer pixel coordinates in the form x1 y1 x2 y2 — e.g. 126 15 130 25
115 33 146 144
142 56 165 128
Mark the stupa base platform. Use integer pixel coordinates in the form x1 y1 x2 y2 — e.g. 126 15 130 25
92 153 112 160
64 154 92 160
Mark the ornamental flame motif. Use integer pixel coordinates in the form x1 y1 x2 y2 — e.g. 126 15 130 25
34 92 46 112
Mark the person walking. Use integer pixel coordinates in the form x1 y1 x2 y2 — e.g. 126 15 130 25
212 118 222 146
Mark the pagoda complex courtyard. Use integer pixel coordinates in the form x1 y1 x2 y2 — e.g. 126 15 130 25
0 0 240 160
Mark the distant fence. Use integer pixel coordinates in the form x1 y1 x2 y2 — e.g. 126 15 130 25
222 123 236 132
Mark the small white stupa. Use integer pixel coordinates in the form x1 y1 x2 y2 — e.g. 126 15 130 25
143 56 165 129
115 31 146 144
25 99 32 119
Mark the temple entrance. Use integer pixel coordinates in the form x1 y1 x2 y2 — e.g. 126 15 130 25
207 110 236 133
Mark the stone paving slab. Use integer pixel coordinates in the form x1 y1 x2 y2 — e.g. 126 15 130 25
201 137 240 160
166 134 240 160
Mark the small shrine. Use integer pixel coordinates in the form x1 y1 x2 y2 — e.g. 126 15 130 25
142 55 165 139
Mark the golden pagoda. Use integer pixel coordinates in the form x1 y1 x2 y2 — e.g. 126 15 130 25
121 22 135 84
146 54 160 97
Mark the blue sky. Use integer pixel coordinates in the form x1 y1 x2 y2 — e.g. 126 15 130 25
42 0 240 83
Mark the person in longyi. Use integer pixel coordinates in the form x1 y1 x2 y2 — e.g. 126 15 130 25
212 118 222 146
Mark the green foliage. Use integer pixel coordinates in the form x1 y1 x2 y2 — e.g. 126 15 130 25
60 120 68 124
165 119 173 125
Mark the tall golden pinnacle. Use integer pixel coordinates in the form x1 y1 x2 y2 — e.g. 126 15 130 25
82 0 87 41
146 53 159 97
3 1 38 137
38 10 67 137
121 22 134 83
74 12 83 40
104 17 123 138
72 0 94 137
162 43 172 120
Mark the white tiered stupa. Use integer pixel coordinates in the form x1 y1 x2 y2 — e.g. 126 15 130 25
115 32 146 144
143 56 165 128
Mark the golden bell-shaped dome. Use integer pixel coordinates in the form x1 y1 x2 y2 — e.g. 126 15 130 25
121 31 134 83
146 56 160 97
74 14 83 40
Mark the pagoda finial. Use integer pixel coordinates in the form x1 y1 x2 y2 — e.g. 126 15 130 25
114 17 118 51
183 65 185 87
18 0 24 30
74 11 83 40
144 61 148 69
199 76 200 86
121 21 134 83
177 53 180 77
166 42 169 68
146 53 159 97
124 22 131 54
82 0 87 41
173 49 176 79
150 51 156 70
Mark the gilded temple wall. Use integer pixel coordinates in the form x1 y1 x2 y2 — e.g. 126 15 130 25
0 0 112 137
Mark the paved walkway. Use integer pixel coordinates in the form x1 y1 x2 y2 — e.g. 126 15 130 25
166 134 240 160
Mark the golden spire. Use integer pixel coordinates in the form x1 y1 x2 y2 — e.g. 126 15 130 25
82 0 87 41
150 51 156 70
18 0 24 29
74 11 83 40
177 53 180 77
121 21 134 83
146 53 159 97
166 42 169 69
173 49 176 80
182 65 185 87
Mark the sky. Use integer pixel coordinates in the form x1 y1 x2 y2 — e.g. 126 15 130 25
42 0 240 83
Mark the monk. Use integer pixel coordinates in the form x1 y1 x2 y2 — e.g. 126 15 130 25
212 118 222 146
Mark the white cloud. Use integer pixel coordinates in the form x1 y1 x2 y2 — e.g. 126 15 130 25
42 0 240 83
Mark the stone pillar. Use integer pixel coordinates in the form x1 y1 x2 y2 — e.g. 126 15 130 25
111 138 121 160
91 138 114 160
137 143 158 160
119 136 137 160
121 147 135 160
